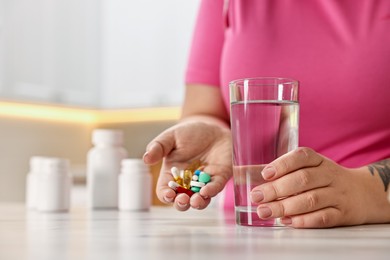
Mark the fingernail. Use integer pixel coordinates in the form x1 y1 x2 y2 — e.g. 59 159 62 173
258 206 272 219
143 152 150 163
262 166 275 179
177 201 188 209
281 217 292 225
251 190 264 203
192 204 201 210
163 196 174 203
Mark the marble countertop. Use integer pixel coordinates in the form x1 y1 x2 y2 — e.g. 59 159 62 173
0 203 389 260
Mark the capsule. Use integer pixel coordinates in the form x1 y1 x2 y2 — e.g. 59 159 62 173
176 186 195 197
199 172 211 183
191 186 201 193
170 167 183 185
168 181 195 196
190 180 205 188
168 180 181 189
182 170 192 189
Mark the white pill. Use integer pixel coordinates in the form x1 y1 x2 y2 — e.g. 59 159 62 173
170 167 180 179
192 175 199 181
190 181 205 188
168 181 180 190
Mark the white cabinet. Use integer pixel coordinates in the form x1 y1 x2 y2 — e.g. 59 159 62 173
0 0 199 108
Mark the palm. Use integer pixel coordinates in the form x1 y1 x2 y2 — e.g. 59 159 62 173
163 121 232 179
145 120 233 209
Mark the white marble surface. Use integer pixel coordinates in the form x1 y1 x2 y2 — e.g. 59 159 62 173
0 202 390 260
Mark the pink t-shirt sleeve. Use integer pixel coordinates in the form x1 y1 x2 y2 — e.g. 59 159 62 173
185 0 225 87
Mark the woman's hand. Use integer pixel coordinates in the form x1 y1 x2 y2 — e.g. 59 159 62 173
250 147 390 228
143 117 232 211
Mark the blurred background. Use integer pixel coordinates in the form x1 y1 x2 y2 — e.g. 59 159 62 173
0 0 200 204
0 0 199 108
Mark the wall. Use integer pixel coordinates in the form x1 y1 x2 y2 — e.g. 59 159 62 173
0 116 92 202
100 0 199 108
0 0 100 106
0 0 199 108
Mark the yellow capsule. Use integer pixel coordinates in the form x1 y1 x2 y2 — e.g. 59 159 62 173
182 170 192 189
171 167 183 185
175 176 183 186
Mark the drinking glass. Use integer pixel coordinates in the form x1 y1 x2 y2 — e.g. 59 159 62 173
230 77 299 226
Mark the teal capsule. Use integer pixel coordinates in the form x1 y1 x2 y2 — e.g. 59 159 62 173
199 172 211 183
191 186 201 193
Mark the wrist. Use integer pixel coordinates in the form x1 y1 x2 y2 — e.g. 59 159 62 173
352 165 390 224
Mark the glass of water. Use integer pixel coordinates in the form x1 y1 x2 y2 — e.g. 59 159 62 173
229 77 299 227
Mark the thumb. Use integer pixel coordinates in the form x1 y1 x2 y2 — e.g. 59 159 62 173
143 130 175 165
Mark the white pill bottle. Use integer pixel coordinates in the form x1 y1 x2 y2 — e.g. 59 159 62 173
87 129 128 209
26 156 45 210
119 158 152 211
37 157 72 212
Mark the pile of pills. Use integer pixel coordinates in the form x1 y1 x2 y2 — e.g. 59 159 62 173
168 161 211 197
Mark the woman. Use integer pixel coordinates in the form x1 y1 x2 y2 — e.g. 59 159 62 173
143 0 390 228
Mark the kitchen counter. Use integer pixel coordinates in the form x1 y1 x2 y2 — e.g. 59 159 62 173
0 203 389 260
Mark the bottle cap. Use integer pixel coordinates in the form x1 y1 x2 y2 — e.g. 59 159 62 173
92 129 124 145
29 156 46 171
41 157 70 173
121 158 148 173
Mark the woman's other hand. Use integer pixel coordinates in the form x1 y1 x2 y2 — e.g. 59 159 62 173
250 147 390 228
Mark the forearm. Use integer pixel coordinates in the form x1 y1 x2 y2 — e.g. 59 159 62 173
179 114 230 130
180 84 230 129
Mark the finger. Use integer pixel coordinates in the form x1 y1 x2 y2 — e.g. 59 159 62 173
256 187 335 219
251 167 333 203
199 165 231 199
262 147 324 180
199 181 224 199
155 166 177 204
174 193 191 211
158 188 176 204
190 193 211 210
143 131 175 165
143 142 164 165
281 207 343 228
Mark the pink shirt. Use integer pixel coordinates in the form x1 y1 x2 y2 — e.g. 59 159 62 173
185 0 390 209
